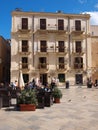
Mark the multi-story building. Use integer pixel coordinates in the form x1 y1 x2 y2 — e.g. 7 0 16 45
11 10 91 86
0 36 10 83
90 25 98 82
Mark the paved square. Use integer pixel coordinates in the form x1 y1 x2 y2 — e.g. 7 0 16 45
0 86 98 130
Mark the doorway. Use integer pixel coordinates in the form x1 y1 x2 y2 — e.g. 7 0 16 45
75 74 83 84
40 73 47 86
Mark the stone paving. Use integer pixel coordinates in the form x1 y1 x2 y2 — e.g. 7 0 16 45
0 86 98 130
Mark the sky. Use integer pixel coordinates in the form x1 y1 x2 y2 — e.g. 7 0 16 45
1 0 98 39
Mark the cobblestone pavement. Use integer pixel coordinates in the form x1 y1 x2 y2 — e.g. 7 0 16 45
0 86 98 130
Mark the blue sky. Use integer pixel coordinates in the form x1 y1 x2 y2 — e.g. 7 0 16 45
1 0 98 39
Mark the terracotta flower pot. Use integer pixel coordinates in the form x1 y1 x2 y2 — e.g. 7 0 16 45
54 98 60 103
20 104 36 111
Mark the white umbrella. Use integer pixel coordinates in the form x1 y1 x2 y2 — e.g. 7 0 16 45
19 70 25 89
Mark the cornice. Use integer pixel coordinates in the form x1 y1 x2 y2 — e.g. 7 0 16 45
91 36 98 38
11 11 90 19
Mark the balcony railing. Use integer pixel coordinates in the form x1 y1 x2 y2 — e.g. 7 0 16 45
74 63 83 69
36 46 68 54
35 25 68 33
72 48 85 55
56 47 68 53
18 46 31 55
19 63 29 70
71 26 85 34
17 25 32 32
38 63 49 70
56 63 67 70
22 46 28 52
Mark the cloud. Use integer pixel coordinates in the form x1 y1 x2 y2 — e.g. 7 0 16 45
95 3 98 9
83 11 98 25
78 0 87 4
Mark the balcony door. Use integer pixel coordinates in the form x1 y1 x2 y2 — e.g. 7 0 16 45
75 41 82 53
40 41 47 52
59 57 64 69
39 57 47 69
58 41 64 52
22 40 28 52
75 20 81 31
22 57 28 69
40 19 46 30
58 19 64 30
22 18 28 29
74 57 83 69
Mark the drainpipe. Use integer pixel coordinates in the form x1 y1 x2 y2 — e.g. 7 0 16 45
85 19 88 77
68 16 71 68
32 15 34 67
66 16 71 81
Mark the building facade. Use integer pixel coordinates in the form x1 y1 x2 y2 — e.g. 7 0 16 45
11 10 91 86
90 25 98 82
0 36 10 83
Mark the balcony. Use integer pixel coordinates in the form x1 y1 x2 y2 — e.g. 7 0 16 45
17 25 32 33
20 63 29 72
36 46 68 54
56 46 68 54
56 63 67 71
72 48 85 55
35 25 68 34
36 47 48 54
18 46 31 55
38 63 49 70
74 63 84 70
71 26 85 35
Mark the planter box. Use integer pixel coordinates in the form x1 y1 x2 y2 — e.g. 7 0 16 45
20 104 36 111
54 98 60 103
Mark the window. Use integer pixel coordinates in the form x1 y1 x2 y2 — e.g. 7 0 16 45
75 20 81 31
75 74 83 84
59 57 64 69
40 41 47 52
75 41 82 53
39 57 47 69
40 74 47 86
22 57 28 69
58 41 64 52
58 74 65 82
23 74 29 83
40 19 46 29
22 18 28 29
58 19 64 30
74 57 83 69
22 40 28 52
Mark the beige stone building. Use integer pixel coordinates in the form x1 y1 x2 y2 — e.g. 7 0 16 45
0 36 10 83
90 25 98 82
11 10 91 86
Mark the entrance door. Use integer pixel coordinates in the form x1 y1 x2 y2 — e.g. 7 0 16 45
40 74 47 86
23 74 29 83
75 74 83 84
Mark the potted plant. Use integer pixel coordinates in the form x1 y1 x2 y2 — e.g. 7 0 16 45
52 87 62 103
17 89 38 111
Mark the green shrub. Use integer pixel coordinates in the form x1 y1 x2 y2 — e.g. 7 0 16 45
17 89 38 106
52 87 62 99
